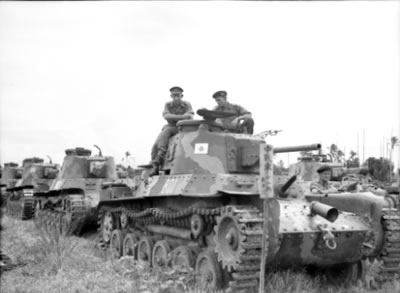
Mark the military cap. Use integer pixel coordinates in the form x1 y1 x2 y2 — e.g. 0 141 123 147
170 86 184 93
212 90 227 99
317 165 332 173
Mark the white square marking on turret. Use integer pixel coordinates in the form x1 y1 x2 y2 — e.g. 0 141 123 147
194 143 209 154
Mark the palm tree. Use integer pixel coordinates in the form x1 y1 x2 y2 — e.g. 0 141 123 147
390 136 399 181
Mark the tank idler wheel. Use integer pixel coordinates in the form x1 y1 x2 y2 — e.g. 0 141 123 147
102 211 115 244
61 214 72 236
137 236 155 269
195 250 223 290
171 245 200 270
120 212 130 230
110 229 124 259
190 214 205 239
152 240 172 269
122 233 140 258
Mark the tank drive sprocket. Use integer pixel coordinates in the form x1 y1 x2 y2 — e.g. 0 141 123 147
214 205 263 272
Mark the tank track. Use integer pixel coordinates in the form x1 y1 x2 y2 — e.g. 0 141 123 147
36 195 87 235
97 205 263 292
378 208 400 283
6 189 35 220
216 206 263 292
96 205 221 250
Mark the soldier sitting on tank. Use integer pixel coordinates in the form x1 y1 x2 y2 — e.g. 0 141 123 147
212 90 254 134
150 86 194 176
310 165 339 194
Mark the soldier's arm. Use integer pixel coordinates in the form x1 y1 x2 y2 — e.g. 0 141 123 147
310 182 323 194
234 104 252 121
162 102 194 121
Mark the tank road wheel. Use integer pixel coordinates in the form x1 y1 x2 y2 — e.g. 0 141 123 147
195 251 223 290
110 229 124 259
123 233 140 258
102 211 115 244
120 212 130 230
138 236 155 269
171 245 199 270
152 240 171 269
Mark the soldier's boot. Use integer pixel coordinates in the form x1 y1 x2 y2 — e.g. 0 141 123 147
149 150 166 176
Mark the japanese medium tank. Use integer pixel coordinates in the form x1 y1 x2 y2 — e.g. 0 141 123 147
5 157 59 220
96 109 400 292
0 163 23 208
288 152 347 183
34 146 118 235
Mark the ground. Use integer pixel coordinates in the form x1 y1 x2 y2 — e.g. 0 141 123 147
0 215 399 293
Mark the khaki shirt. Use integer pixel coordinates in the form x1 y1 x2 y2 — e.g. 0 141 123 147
213 102 250 129
163 100 194 126
310 180 334 193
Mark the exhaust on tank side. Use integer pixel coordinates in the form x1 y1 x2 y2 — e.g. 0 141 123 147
146 224 192 240
310 201 339 223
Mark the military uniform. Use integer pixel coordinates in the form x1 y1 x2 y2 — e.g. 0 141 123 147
310 165 337 193
151 100 194 160
212 91 254 134
310 180 335 193
150 87 194 174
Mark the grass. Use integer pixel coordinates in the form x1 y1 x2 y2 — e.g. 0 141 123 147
1 214 399 293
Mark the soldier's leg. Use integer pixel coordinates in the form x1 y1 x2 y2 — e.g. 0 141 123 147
241 117 255 134
157 126 178 154
150 126 178 175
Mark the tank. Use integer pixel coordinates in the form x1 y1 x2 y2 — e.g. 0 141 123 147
33 146 118 235
5 157 59 220
288 152 347 182
96 110 399 291
0 163 23 208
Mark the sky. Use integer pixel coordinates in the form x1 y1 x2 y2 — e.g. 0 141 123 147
0 1 399 169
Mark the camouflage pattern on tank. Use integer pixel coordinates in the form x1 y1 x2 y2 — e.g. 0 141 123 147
5 157 59 220
96 110 399 291
34 147 118 235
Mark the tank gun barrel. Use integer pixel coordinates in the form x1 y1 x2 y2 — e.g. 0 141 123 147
274 144 321 154
280 175 297 194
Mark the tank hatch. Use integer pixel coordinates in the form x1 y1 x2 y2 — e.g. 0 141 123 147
65 147 92 156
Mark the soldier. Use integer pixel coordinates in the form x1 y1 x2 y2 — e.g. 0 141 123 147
150 86 194 176
212 90 254 134
310 165 339 194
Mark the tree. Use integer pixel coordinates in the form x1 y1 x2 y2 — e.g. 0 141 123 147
365 157 393 182
346 150 360 168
